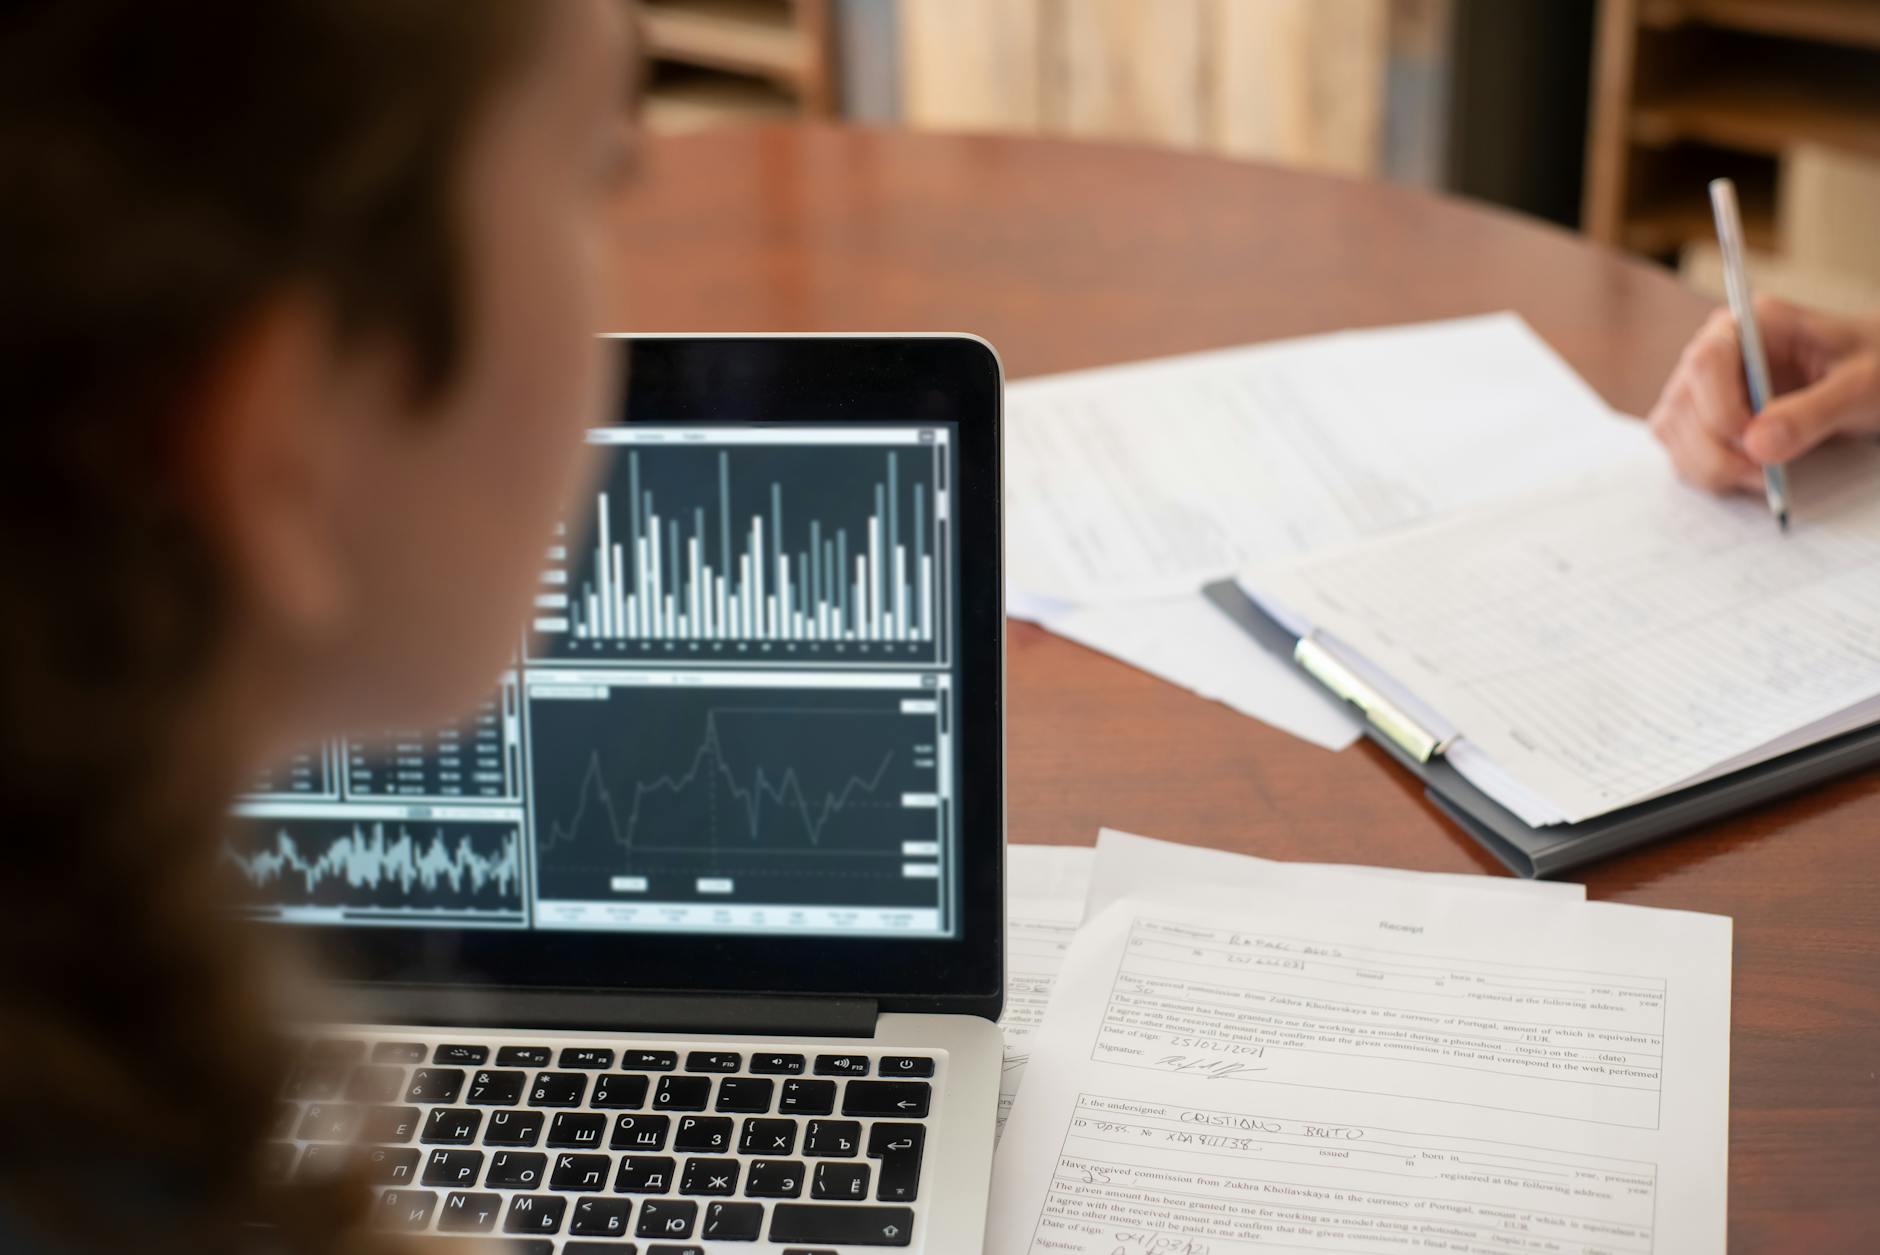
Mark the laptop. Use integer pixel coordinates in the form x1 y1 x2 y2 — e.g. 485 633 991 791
228 334 1006 1253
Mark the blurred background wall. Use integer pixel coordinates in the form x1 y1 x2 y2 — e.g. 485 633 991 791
634 0 1880 311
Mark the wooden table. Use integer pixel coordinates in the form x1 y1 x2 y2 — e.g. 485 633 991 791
609 125 1880 1250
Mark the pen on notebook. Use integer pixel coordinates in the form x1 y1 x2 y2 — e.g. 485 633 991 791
1707 177 1790 531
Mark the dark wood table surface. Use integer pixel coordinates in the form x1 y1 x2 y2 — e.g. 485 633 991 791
609 125 1880 1250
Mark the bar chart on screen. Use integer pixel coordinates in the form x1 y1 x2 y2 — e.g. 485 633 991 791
531 427 951 665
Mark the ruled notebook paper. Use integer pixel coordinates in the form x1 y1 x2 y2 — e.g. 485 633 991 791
1244 441 1880 825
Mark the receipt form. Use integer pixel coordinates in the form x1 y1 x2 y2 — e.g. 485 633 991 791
987 878 1731 1254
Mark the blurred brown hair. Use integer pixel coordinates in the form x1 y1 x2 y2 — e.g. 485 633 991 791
0 2 546 1250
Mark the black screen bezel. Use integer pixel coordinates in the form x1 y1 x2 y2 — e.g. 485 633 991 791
299 335 1004 1017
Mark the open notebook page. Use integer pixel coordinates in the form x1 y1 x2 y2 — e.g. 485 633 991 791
1244 441 1880 825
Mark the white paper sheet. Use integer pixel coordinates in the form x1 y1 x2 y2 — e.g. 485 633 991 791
1087 828 1584 918
1248 440 1880 825
1039 595 1363 752
1002 845 1097 1133
988 880 1732 1255
1006 313 1649 605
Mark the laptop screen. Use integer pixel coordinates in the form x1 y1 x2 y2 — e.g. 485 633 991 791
229 420 963 941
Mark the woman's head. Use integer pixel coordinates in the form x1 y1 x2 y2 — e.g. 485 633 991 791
2 0 633 760
0 1 634 1249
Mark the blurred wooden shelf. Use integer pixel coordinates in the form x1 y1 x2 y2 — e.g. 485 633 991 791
644 70 799 135
638 0 837 125
1640 0 1880 52
1624 184 1776 255
1632 74 1880 159
1586 0 1880 259
643 0 805 87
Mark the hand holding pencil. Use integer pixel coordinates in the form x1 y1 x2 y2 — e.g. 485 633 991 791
1647 292 1880 502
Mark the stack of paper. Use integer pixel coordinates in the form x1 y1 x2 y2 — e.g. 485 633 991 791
1243 440 1880 826
993 833 1734 1254
1004 314 1652 750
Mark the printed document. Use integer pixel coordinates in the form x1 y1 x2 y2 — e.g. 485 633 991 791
1086 828 1584 918
988 878 1731 1254
1002 845 1097 1131
1006 313 1647 605
1247 440 1880 824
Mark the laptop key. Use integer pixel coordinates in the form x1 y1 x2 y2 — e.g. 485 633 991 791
750 1052 806 1075
714 1077 773 1113
503 1194 566 1235
529 1071 588 1107
803 1119 861 1158
745 1158 805 1198
769 1203 916 1247
309 1039 365 1065
867 1122 925 1202
547 1111 607 1149
485 1151 547 1189
814 1053 870 1077
614 1154 676 1194
270 1101 299 1140
842 1080 931 1119
777 1079 836 1115
592 1073 650 1109
297 1102 360 1142
569 1194 633 1237
485 1109 544 1147
405 1068 466 1104
421 1107 483 1145
347 1065 408 1103
466 1069 526 1106
433 1044 488 1066
495 1045 552 1068
673 1116 732 1154
567 1246 640 1255
702 1201 764 1241
372 1188 438 1232
622 1049 679 1072
361 1104 422 1144
679 1157 739 1196
284 1061 347 1100
812 1161 871 1201
364 1146 421 1185
684 1051 741 1073
879 1055 935 1078
636 1199 698 1240
438 1190 502 1233
642 1247 696 1255
559 1047 614 1070
422 1148 485 1188
296 1143 352 1182
739 1117 797 1155
652 1076 711 1112
550 1152 612 1192
372 1041 428 1064
611 1114 671 1151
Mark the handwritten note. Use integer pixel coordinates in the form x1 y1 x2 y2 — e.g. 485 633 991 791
987 877 1730 1254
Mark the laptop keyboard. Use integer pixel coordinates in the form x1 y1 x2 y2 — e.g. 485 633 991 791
271 1035 943 1252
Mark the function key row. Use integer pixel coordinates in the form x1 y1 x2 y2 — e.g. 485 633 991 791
289 1063 932 1117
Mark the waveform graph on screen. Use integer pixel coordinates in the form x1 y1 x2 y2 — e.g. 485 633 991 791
526 670 952 933
224 808 528 924
530 427 952 667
